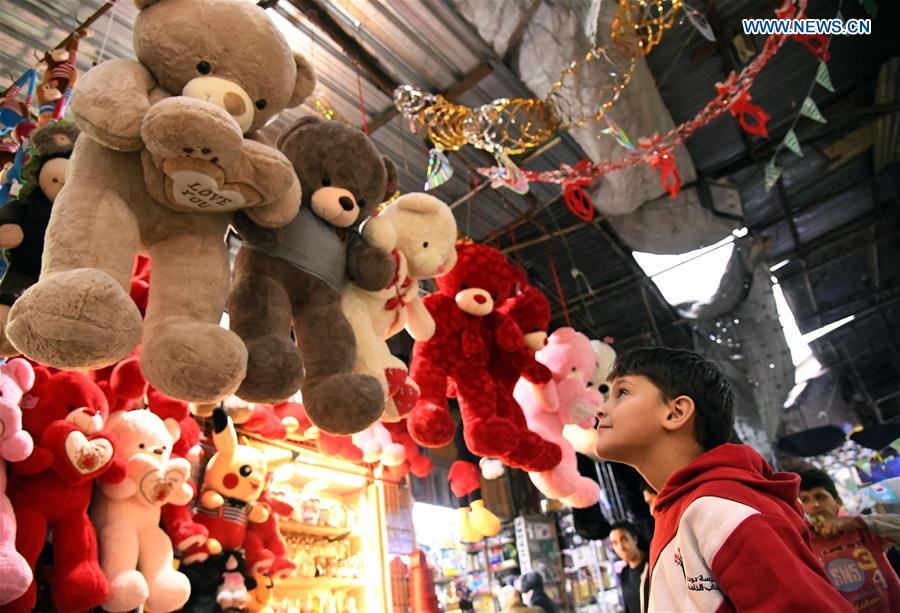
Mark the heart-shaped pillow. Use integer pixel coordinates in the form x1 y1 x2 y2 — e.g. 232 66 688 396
64 431 114 474
138 462 190 507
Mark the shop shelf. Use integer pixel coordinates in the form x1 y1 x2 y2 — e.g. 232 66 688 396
276 576 365 592
278 519 353 539
488 559 519 573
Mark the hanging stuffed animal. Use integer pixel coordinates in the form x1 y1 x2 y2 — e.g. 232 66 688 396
406 243 539 457
228 117 397 434
91 409 193 612
36 33 83 126
447 414 501 543
564 339 616 459
0 358 35 605
342 192 458 420
242 487 296 579
382 421 433 481
7 0 315 405
514 328 602 508
352 421 407 466
6 368 127 613
0 121 80 356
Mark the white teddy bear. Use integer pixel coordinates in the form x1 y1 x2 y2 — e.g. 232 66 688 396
90 409 193 613
342 193 458 422
563 339 616 460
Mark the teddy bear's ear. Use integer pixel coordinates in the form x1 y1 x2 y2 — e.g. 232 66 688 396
164 417 181 444
382 156 398 203
395 193 444 215
275 115 321 150
3 358 35 393
288 52 317 108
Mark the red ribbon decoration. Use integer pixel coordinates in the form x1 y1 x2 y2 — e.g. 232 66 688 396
650 149 681 199
561 161 596 221
718 87 772 138
775 1 831 61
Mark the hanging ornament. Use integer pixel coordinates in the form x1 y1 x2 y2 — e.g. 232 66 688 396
611 0 684 56
799 96 827 123
725 90 771 138
561 161 596 221
601 114 637 152
37 33 83 126
815 62 835 92
649 148 681 198
424 146 453 191
782 128 803 157
683 1 716 42
764 157 783 191
490 151 529 194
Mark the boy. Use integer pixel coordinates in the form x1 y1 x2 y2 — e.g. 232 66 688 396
798 468 900 611
593 347 852 611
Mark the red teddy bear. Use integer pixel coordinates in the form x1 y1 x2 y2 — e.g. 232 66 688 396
243 488 296 579
7 367 127 613
407 243 538 457
491 280 561 472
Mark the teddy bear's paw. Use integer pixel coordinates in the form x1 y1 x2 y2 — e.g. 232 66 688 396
53 560 110 612
145 569 191 613
407 402 455 448
237 333 305 403
7 268 142 369
303 373 385 435
465 417 518 458
141 322 247 403
503 433 563 473
142 97 243 167
102 570 149 613
0 548 32 604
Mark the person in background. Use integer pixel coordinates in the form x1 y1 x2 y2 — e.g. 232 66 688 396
592 346 853 612
497 585 542 613
519 571 559 613
639 480 657 515
798 468 900 611
609 521 649 613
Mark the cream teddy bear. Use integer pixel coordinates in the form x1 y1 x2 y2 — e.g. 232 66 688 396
341 193 458 421
91 409 193 613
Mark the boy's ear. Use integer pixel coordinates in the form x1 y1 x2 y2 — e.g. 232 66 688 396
661 395 695 433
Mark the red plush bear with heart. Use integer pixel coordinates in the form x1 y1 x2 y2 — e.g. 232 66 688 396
407 243 537 457
6 367 127 613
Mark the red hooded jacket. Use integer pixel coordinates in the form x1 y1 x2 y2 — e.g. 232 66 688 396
646 444 853 612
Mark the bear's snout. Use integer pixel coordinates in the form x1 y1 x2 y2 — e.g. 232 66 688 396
311 186 360 228
455 288 493 317
182 76 255 133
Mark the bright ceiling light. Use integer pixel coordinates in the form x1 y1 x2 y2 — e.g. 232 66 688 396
769 259 790 272
633 235 736 305
801 315 855 344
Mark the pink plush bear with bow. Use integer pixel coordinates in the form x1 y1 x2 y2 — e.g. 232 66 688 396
513 327 602 508
0 358 35 606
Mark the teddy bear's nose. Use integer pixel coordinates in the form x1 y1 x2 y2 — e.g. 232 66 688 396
224 92 247 117
339 196 356 211
474 294 487 304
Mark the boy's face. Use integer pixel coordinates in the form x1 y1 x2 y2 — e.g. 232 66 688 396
593 374 671 462
799 487 841 519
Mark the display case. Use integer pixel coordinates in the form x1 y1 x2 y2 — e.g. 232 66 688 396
558 512 621 613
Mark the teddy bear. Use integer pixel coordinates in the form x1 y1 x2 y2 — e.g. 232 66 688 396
381 421 434 482
564 339 616 459
6 367 127 613
446 414 500 543
181 407 269 565
513 327 603 508
490 279 562 472
6 0 316 405
352 421 406 466
90 409 193 612
243 488 296 579
0 358 35 606
342 192 458 421
228 117 397 435
406 243 540 457
0 121 80 356
36 34 82 126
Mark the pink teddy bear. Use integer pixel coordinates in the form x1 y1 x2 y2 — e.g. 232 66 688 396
513 328 602 508
0 358 36 605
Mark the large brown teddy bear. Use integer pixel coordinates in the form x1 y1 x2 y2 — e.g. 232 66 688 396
229 117 395 435
7 0 315 404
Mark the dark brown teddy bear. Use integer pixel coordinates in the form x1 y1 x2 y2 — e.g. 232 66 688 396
228 117 396 435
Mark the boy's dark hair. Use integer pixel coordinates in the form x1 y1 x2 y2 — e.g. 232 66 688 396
610 347 735 450
610 520 650 553
797 468 839 499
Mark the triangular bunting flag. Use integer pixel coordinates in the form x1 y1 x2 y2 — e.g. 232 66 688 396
859 0 878 18
764 158 782 191
815 62 835 92
799 96 827 123
783 129 803 157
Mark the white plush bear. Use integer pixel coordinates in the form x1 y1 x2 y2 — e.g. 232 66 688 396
342 193 458 422
90 409 193 613
564 340 616 460
352 422 406 466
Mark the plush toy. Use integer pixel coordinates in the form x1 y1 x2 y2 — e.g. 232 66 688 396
6 368 127 612
406 243 538 457
342 192 458 420
564 339 616 459
36 34 82 125
182 407 269 564
228 117 396 434
7 0 315 405
0 122 79 356
447 417 500 542
491 281 561 472
353 421 407 466
243 489 295 579
241 404 292 440
91 409 192 612
274 402 367 463
0 358 35 605
513 328 602 508
382 421 434 481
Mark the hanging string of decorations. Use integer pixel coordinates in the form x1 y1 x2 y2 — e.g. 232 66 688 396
471 0 817 212
393 0 686 191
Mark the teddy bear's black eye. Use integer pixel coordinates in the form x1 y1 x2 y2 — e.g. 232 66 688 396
460 283 468 290
139 443 146 449
239 464 252 477
196 61 212 75
321 178 331 187
255 99 267 110
422 241 429 248
357 199 366 208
